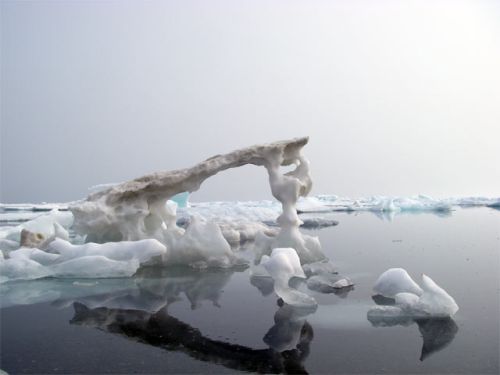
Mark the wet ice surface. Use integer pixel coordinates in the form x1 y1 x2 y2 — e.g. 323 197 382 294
1 207 499 374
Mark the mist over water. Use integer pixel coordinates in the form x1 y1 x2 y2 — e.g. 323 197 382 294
2 0 500 203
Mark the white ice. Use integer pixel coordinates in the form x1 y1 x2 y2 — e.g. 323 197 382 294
0 238 166 283
370 269 459 318
0 209 72 246
163 214 241 268
373 268 423 297
69 137 328 269
260 248 317 307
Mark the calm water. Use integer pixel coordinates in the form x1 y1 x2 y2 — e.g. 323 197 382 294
1 207 499 374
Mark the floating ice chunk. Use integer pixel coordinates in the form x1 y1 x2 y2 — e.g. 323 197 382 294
54 222 70 241
0 238 167 283
0 209 73 244
302 260 336 277
373 268 423 297
306 274 353 292
262 248 306 280
0 239 20 252
371 270 458 318
261 248 316 307
0 257 52 283
394 292 420 309
367 305 410 322
217 221 278 245
51 256 140 278
9 247 60 265
48 238 167 265
414 274 459 317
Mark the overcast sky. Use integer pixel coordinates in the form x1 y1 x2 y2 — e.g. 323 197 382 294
1 0 499 203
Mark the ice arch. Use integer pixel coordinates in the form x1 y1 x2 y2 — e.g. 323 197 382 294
70 137 325 264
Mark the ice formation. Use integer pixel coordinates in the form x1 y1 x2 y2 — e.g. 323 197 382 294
370 269 459 318
297 195 500 215
259 248 317 307
373 268 423 297
0 209 72 246
0 239 166 283
69 137 326 266
306 274 353 292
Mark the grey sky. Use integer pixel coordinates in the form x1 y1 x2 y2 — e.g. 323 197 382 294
1 0 499 203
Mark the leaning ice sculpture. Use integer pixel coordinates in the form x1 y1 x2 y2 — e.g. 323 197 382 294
70 137 326 266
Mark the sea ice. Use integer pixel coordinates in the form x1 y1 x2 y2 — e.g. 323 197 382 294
163 214 241 268
260 248 316 307
69 137 328 269
48 238 167 265
307 274 354 292
370 269 459 318
0 209 72 247
373 268 423 297
412 274 459 317
50 256 140 278
0 238 167 283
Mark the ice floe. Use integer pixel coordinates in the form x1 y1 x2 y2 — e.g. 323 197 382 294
0 239 166 283
370 268 458 318
373 268 423 297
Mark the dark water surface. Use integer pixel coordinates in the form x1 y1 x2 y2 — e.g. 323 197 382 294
1 208 499 374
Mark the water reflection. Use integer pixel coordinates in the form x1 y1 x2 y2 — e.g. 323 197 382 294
368 295 459 361
70 299 315 374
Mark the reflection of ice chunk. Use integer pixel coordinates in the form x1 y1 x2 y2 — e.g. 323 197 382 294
418 318 459 361
367 302 459 362
261 248 316 307
263 301 316 352
373 268 423 297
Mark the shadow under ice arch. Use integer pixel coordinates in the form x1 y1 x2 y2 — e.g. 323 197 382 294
70 137 326 265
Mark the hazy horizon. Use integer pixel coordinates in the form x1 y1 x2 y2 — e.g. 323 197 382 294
1 0 499 204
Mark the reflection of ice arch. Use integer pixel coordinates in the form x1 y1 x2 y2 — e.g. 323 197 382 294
367 299 459 361
70 301 314 374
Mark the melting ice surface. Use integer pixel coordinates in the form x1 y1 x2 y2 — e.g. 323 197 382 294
370 268 459 318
